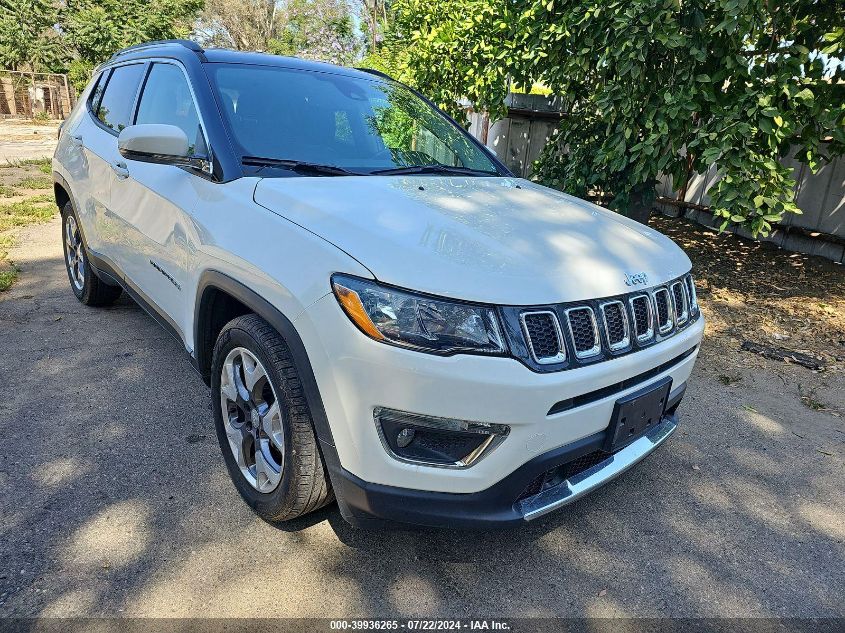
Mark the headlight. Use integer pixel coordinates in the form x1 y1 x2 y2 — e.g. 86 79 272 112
331 274 506 355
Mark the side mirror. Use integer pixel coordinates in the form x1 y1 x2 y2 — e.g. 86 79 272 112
118 124 209 172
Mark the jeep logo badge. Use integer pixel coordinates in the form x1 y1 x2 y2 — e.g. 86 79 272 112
624 272 648 286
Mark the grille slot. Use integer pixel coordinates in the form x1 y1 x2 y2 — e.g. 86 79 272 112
685 274 698 314
629 294 653 342
520 311 566 364
653 288 673 334
565 307 601 358
671 281 688 325
600 301 629 351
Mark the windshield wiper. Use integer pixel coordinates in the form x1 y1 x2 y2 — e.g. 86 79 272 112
242 156 359 176
369 164 498 176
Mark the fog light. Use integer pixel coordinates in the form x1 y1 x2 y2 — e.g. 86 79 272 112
396 427 415 448
374 407 509 468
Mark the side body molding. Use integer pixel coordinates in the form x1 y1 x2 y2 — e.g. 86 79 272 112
194 270 337 449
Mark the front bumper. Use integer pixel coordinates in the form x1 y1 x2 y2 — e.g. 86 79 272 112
325 385 683 529
296 293 704 499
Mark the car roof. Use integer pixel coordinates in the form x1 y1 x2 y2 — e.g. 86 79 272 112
103 40 385 83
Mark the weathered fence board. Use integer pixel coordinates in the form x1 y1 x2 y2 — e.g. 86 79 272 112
0 71 74 120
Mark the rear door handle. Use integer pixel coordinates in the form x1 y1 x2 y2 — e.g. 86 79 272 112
111 161 130 179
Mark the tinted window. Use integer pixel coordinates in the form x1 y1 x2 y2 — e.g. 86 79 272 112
209 64 499 175
89 70 109 112
135 63 203 152
96 64 144 133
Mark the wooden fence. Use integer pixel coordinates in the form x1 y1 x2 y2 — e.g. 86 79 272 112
0 71 74 120
467 94 845 264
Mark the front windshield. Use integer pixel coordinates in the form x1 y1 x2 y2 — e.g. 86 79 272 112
207 63 501 175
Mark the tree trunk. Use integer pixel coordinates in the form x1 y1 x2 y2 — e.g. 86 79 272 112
628 189 653 225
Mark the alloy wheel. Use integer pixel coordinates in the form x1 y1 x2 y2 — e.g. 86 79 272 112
220 347 286 493
64 214 85 291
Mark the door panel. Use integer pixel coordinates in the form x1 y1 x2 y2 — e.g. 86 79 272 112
109 162 197 335
66 114 114 255
54 72 107 253
84 63 147 268
107 62 206 340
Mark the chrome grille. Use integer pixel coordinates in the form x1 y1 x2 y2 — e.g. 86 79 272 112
671 281 688 325
520 311 566 364
685 274 698 314
653 288 673 334
600 301 629 351
513 273 698 370
565 307 601 358
629 294 653 342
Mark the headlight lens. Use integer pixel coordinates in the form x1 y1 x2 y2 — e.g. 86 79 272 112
331 274 506 355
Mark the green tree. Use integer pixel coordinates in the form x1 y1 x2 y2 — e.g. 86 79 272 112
267 0 358 65
194 0 359 66
194 0 278 51
389 0 845 234
62 0 203 90
0 0 61 72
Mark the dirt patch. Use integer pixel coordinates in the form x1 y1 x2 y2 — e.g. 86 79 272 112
0 119 59 162
653 215 845 371
0 119 60 142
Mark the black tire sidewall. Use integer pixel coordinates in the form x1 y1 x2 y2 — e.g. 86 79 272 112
60 203 87 301
210 323 300 517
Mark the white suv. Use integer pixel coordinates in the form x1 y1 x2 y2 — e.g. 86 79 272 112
53 40 704 528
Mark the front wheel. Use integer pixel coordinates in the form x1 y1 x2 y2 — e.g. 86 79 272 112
211 314 333 522
61 201 122 306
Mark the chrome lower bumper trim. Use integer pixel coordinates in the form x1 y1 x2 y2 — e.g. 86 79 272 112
519 417 678 521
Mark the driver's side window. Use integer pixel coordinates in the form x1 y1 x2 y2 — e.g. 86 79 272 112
135 63 204 154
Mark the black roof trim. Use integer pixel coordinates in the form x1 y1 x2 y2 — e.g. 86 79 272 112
355 67 396 81
111 39 204 60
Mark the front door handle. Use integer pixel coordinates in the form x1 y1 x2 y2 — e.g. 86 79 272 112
69 134 83 147
111 161 130 179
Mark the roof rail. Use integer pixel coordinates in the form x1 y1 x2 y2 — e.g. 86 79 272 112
110 39 204 60
355 67 396 81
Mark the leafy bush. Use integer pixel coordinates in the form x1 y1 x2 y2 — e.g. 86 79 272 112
389 0 845 235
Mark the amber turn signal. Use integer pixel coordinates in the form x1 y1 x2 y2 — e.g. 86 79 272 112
332 281 385 341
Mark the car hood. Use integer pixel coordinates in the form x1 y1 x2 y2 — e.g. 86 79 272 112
253 176 691 305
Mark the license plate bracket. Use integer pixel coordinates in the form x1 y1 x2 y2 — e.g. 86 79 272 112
603 376 672 453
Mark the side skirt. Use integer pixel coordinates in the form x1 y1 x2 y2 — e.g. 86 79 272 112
86 250 200 375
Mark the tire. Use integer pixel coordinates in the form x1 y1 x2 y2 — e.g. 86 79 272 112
61 201 122 306
210 313 333 522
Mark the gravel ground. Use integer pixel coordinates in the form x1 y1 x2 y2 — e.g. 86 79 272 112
0 213 843 620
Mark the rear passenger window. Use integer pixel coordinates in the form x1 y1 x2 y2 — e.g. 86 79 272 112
135 63 203 153
96 64 145 133
88 71 109 113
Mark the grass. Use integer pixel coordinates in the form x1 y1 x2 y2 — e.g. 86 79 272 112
0 265 19 291
0 234 14 258
16 175 52 190
0 234 19 291
0 198 55 232
0 161 58 292
799 385 827 411
2 158 51 171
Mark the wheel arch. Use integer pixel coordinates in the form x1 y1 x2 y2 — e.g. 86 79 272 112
194 271 337 449
54 179 71 213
